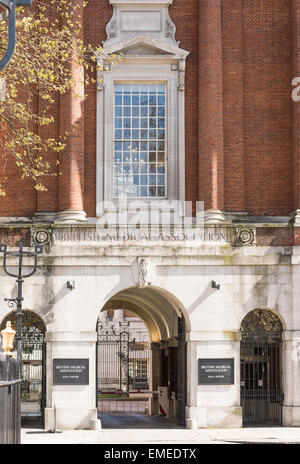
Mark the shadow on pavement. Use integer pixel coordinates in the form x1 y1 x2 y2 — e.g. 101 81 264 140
99 414 182 429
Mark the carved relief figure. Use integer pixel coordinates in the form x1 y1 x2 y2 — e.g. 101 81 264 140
139 258 149 286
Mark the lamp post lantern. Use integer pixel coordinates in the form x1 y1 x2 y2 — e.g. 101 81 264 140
0 242 43 364
0 0 32 71
1 321 16 356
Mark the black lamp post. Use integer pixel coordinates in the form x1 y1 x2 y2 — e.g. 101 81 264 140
0 0 32 71
0 242 43 364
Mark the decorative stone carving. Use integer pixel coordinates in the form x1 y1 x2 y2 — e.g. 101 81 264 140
233 227 256 247
178 58 186 91
290 209 300 225
106 18 117 39
31 227 53 247
138 257 150 286
165 18 176 40
45 312 55 325
103 0 179 48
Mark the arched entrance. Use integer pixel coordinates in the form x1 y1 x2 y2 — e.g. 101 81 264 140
240 309 283 426
0 310 46 428
96 286 188 427
97 311 151 415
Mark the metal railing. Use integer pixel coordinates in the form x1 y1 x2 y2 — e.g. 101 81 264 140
0 356 21 444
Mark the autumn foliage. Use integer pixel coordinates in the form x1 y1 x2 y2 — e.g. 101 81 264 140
0 0 104 197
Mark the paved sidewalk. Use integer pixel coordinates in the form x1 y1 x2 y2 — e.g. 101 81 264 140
21 426 300 445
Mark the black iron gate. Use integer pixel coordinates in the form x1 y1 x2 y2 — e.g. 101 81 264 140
1 311 46 428
240 309 283 426
21 325 46 427
97 319 150 414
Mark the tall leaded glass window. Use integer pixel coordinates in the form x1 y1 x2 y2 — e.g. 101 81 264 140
113 83 167 198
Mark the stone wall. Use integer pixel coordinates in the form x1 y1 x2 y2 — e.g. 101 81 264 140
0 224 299 428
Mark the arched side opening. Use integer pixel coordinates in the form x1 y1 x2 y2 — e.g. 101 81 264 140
0 310 46 429
240 309 283 427
96 286 189 428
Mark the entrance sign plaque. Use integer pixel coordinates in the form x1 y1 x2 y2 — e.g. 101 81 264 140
198 358 234 385
53 359 89 385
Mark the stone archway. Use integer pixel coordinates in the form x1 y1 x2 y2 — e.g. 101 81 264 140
96 286 189 427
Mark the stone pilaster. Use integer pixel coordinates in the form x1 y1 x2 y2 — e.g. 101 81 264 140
222 0 246 215
291 0 300 225
198 0 225 223
56 0 87 224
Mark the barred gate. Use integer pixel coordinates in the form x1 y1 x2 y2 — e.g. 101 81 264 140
240 309 283 426
1 311 46 428
21 325 46 427
97 320 150 414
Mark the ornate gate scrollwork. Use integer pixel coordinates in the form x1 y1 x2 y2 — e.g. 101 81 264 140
241 309 283 343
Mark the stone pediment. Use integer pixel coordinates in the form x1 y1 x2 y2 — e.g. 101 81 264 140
122 44 171 56
103 35 189 60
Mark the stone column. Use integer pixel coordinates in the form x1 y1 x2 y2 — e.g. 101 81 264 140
222 0 247 219
198 0 225 223
35 95 59 222
56 0 87 223
34 3 59 222
291 0 300 225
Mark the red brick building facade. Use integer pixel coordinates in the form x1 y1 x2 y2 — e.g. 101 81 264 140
0 0 298 224
2 1 300 430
